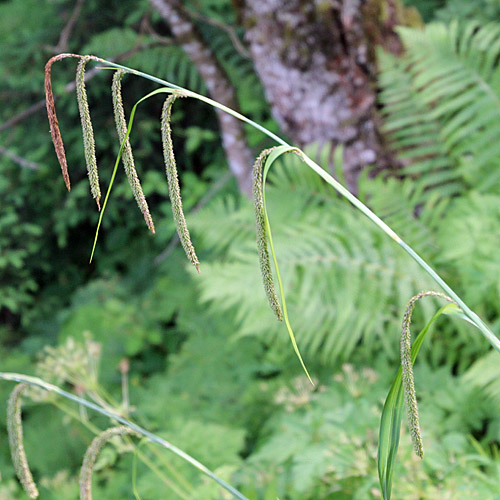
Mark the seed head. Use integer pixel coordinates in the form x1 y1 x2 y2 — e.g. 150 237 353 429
252 148 283 321
45 53 81 191
76 56 101 209
80 426 138 500
401 290 456 458
161 95 200 272
112 70 155 232
7 384 39 499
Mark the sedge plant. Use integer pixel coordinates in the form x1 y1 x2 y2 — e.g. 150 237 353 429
2 52 500 499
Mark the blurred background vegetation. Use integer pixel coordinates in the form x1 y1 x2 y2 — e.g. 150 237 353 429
2 0 500 498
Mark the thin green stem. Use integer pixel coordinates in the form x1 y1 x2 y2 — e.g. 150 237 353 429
134 445 193 500
94 58 500 352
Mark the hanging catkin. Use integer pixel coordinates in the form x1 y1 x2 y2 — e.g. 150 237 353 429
7 384 39 499
80 426 138 500
76 56 101 209
401 290 457 458
45 53 79 191
252 148 283 321
112 70 155 233
161 95 200 272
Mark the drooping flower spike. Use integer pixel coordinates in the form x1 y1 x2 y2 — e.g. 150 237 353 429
161 95 200 272
45 53 103 203
76 56 101 209
112 70 155 233
80 426 138 500
7 384 39 499
400 290 456 458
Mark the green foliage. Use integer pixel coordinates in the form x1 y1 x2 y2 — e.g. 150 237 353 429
375 20 500 364
405 0 500 23
3 1 500 499
128 44 207 94
378 21 500 196
0 175 41 316
402 0 445 22
436 0 500 23
237 363 500 499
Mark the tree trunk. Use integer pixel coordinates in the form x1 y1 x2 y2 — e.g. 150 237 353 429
150 0 254 196
240 0 412 191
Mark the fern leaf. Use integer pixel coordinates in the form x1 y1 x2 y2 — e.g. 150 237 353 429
379 21 500 195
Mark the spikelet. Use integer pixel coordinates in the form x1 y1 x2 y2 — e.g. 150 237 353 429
252 148 283 321
80 426 138 500
76 56 101 210
7 384 39 499
112 70 155 233
161 95 200 272
45 53 81 191
401 291 456 458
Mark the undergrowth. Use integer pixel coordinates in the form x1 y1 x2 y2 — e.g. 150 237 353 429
2 18 500 499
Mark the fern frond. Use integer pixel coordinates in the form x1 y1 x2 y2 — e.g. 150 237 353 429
111 70 155 233
128 46 206 94
379 21 500 195
188 195 254 253
434 193 500 311
377 49 462 198
360 175 449 255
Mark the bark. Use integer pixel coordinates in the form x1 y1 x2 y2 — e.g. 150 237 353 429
150 0 254 196
240 0 413 191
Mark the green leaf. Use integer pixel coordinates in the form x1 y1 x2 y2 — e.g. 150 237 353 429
377 302 464 500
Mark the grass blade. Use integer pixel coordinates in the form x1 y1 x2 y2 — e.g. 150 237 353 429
87 60 500 360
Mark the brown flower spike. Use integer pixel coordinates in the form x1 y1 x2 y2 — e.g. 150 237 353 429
112 70 155 233
161 95 200 272
45 53 102 196
7 384 39 499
